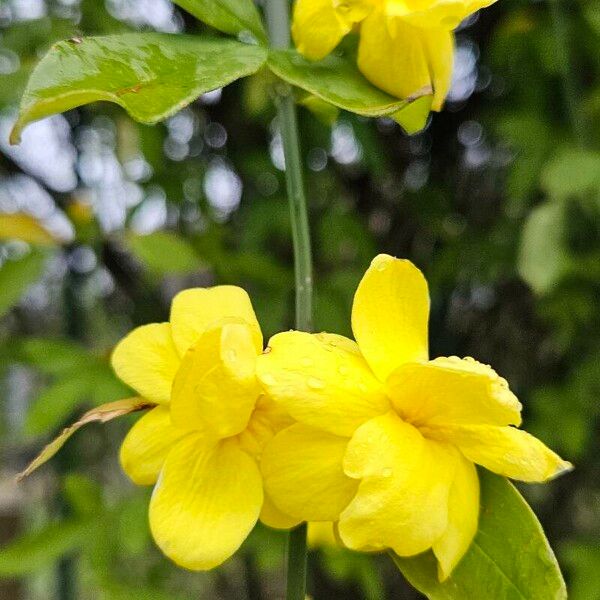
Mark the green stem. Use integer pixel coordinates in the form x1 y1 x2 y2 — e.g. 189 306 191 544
265 0 313 333
264 1 312 599
548 0 589 147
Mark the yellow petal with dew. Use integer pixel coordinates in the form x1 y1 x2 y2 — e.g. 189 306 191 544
111 323 180 404
149 436 263 571
339 411 457 556
292 0 372 60
387 356 522 429
430 424 573 482
257 331 389 436
260 493 301 530
261 423 358 522
171 321 260 438
432 453 479 581
169 286 263 357
352 254 429 381
421 27 454 111
357 13 433 106
119 405 190 486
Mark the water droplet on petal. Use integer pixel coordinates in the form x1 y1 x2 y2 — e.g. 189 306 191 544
226 349 237 362
307 377 325 390
261 373 277 386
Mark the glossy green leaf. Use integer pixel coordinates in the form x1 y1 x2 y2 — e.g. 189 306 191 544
0 249 46 318
11 33 268 143
173 0 267 44
393 470 567 600
127 231 202 275
267 49 432 132
0 519 89 577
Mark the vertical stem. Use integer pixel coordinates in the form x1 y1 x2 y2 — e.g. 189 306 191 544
548 0 589 147
264 1 312 599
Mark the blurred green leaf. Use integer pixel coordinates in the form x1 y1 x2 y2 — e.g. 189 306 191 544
127 231 202 275
18 338 88 375
541 148 600 201
173 0 267 44
0 519 88 577
393 471 566 600
267 49 432 131
62 473 103 516
518 202 570 295
561 542 600 600
0 249 46 318
11 34 268 143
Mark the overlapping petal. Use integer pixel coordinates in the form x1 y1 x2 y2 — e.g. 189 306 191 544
432 453 479 581
119 405 190 485
387 357 522 429
352 254 430 381
111 323 180 404
421 27 454 111
430 424 572 482
339 412 457 556
260 493 301 530
357 12 434 108
292 0 372 60
257 331 389 436
169 286 263 357
171 321 260 437
387 0 497 30
261 423 358 521
149 436 263 571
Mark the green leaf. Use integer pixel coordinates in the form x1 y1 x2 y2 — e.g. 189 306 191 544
127 231 202 275
541 148 600 201
267 49 432 132
0 249 46 318
18 337 89 375
0 519 89 577
173 0 267 44
11 33 268 143
393 470 567 600
518 202 570 295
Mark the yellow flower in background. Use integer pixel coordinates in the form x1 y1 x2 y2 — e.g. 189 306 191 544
292 0 498 111
258 255 571 580
112 286 297 571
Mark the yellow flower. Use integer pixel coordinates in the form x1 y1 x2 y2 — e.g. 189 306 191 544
257 255 571 580
292 0 497 111
112 286 297 571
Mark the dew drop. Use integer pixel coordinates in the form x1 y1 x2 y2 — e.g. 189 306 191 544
261 373 277 386
307 377 325 390
226 349 237 362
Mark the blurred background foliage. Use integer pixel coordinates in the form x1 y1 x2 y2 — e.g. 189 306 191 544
0 0 599 598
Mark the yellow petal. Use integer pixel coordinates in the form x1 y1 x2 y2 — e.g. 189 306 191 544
111 323 180 404
352 254 429 382
308 522 339 549
432 453 479 581
339 412 457 556
387 0 497 30
387 357 522 430
260 493 301 530
149 436 263 570
119 405 189 485
421 27 454 111
238 394 295 459
358 12 433 104
169 286 263 357
292 0 371 60
261 423 358 521
257 331 389 436
171 321 260 438
431 424 573 482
